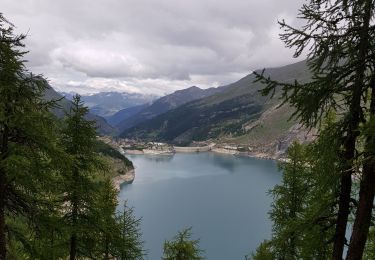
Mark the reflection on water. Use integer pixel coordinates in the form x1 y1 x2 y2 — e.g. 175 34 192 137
137 154 174 163
210 153 238 172
129 152 240 173
119 152 280 260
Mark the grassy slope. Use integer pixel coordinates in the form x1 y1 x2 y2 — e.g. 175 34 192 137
121 60 310 147
222 105 297 145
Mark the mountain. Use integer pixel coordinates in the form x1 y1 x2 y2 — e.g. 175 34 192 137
120 60 312 151
44 85 116 135
116 86 225 133
106 104 148 126
61 91 158 117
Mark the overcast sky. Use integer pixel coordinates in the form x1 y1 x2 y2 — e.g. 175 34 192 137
2 0 305 95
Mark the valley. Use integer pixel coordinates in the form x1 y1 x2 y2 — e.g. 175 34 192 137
3 0 375 258
79 60 315 160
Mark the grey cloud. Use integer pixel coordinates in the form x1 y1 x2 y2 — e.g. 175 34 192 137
2 0 305 94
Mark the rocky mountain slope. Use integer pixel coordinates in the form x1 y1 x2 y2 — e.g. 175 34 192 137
121 60 313 154
115 85 226 133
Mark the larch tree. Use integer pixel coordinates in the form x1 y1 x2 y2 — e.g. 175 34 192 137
268 142 309 259
91 179 119 259
60 95 105 260
254 0 375 258
162 228 204 260
114 202 144 260
253 112 341 258
298 113 341 259
0 13 60 259
249 240 274 260
1 12 145 260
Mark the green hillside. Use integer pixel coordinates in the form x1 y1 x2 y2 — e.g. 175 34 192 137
116 85 226 133
121 60 310 147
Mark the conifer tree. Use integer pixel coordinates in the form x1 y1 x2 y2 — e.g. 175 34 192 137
114 202 144 260
1 12 144 260
298 114 340 259
268 142 309 259
250 240 274 260
162 228 204 260
89 180 145 260
347 74 375 258
254 1 375 258
0 13 60 259
60 95 105 259
253 116 340 258
91 179 119 259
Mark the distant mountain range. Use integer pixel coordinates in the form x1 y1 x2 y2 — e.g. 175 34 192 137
114 86 226 133
60 91 158 117
106 104 148 126
44 85 116 135
44 60 312 156
120 60 313 154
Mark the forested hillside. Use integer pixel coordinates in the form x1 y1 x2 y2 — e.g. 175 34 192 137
116 85 226 133
121 61 311 148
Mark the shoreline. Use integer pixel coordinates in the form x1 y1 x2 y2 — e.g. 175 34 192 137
112 169 135 191
124 147 281 161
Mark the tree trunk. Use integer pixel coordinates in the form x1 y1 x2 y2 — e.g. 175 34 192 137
0 123 9 260
332 1 373 258
332 172 352 260
0 172 6 260
69 232 77 260
333 75 361 260
105 237 109 260
332 61 362 260
346 76 375 260
69 184 78 260
346 160 375 259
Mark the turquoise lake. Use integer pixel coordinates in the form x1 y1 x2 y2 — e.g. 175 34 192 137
118 152 281 260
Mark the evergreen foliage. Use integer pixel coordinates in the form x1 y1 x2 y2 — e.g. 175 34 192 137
0 14 145 259
363 227 375 260
114 202 144 259
162 228 205 260
249 240 274 260
88 182 144 259
252 114 346 258
95 140 133 169
0 13 62 259
254 0 375 258
269 142 309 259
60 95 106 259
122 94 263 145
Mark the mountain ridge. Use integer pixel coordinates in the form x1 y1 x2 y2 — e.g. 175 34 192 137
60 91 158 117
115 85 226 133
120 60 312 154
44 84 116 135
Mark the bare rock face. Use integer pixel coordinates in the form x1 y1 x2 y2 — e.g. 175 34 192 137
104 155 135 190
112 169 135 191
274 123 317 157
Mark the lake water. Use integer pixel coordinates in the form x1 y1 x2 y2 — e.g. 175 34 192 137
118 152 281 260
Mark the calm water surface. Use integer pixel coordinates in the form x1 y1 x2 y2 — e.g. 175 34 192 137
118 152 280 260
